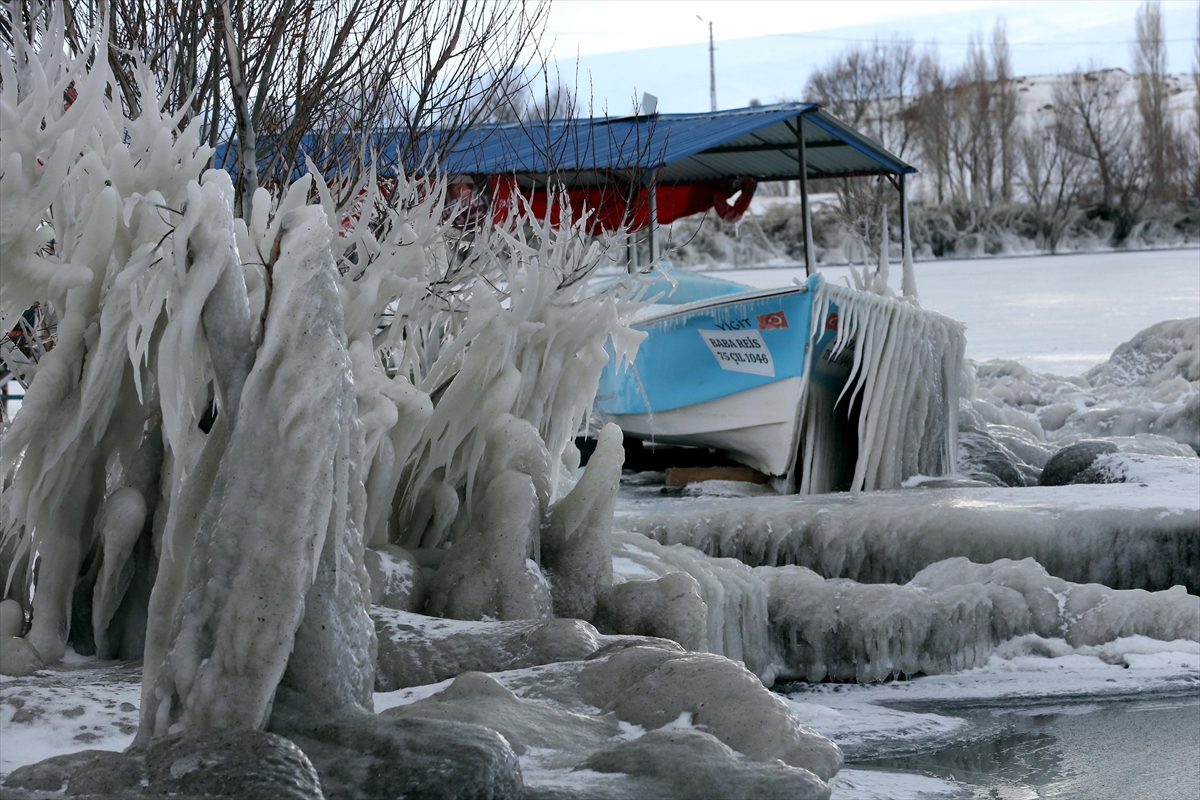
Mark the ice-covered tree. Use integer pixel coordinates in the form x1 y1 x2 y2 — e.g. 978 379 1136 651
0 5 644 742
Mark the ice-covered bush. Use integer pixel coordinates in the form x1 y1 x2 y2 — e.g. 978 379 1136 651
0 10 646 741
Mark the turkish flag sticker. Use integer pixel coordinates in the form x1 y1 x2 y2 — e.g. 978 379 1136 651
757 310 789 330
825 312 839 331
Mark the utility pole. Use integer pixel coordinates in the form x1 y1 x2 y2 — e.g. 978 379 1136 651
697 16 716 111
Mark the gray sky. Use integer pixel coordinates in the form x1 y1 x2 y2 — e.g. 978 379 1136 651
538 1 1199 114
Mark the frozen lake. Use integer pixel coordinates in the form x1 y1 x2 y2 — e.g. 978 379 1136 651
712 248 1200 376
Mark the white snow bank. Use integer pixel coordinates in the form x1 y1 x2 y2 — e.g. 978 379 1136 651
0 663 141 778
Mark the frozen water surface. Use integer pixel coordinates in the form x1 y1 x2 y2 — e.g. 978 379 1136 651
725 248 1200 375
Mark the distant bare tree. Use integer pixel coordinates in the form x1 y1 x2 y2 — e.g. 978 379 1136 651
1055 66 1147 241
48 0 552 213
805 36 920 267
1133 0 1174 201
1018 118 1086 252
992 22 1019 202
913 46 955 204
805 35 918 158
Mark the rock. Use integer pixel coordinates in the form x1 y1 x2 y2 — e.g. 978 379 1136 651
271 707 523 800
583 728 831 800
382 672 615 757
1039 440 1120 486
958 430 1028 487
594 572 708 651
65 750 146 796
0 598 25 637
0 636 44 677
3 750 111 793
609 653 843 782
363 545 426 612
144 728 324 799
374 609 667 691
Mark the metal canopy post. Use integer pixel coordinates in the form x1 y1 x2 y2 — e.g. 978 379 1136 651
898 172 918 301
649 179 660 264
796 114 816 276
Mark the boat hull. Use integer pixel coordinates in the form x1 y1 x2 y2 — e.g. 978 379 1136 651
607 377 805 476
597 273 844 477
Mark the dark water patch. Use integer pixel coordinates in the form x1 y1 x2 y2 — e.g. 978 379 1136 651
848 697 1200 800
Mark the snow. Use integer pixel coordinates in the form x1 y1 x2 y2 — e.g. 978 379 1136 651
0 663 142 777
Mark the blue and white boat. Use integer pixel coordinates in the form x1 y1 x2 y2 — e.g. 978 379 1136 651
596 269 965 493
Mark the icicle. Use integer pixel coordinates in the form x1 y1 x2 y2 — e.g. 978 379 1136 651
798 281 965 493
873 200 890 295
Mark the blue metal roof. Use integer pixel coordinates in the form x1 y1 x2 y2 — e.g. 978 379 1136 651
430 102 915 186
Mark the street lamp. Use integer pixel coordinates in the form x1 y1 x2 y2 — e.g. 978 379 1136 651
696 15 716 112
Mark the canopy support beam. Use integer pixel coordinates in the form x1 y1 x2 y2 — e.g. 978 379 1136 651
649 172 661 264
899 173 918 301
795 115 816 277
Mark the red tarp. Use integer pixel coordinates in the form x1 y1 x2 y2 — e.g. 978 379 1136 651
487 176 756 235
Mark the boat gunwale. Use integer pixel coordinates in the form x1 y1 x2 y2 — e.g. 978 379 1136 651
632 281 813 328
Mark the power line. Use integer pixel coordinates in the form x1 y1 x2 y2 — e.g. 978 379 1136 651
778 32 1196 47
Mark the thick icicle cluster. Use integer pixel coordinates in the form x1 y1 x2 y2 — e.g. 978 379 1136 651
797 281 965 493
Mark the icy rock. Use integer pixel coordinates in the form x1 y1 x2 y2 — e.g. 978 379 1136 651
363 545 425 612
987 424 1055 468
50 750 147 797
1 730 324 799
1061 432 1198 458
1085 318 1200 388
0 636 44 677
383 671 617 757
2 750 117 794
1039 440 1119 486
270 707 524 800
0 598 24 637
373 609 666 691
582 729 831 800
609 653 843 781
541 423 622 620
140 729 325 799
958 429 1030 486
449 641 687 718
763 557 1199 683
971 320 1200 453
594 572 709 651
609 531 775 681
627 484 1200 593
426 470 553 621
762 566 998 682
910 558 1200 647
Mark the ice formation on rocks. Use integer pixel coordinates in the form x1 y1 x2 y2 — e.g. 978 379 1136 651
968 317 1200 462
623 452 1199 594
609 530 1198 685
